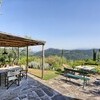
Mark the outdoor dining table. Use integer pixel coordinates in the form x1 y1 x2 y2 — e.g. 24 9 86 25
0 66 22 86
76 65 96 74
76 65 94 70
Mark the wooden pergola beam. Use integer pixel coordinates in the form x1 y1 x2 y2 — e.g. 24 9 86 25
0 31 45 47
0 38 43 45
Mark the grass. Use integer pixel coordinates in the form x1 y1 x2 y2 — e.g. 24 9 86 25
28 68 60 80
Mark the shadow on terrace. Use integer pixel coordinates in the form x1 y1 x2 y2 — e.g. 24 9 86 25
0 73 79 100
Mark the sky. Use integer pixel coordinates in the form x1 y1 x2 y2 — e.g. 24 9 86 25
0 0 100 50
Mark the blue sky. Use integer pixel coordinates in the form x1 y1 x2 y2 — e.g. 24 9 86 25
0 0 100 50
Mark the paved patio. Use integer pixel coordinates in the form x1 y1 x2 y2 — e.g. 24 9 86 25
0 74 76 100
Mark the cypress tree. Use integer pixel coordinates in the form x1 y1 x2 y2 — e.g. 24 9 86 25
93 49 96 61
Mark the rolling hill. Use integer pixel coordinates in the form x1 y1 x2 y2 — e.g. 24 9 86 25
34 48 97 60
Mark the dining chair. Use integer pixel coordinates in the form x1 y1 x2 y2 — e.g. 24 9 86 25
5 69 20 89
20 65 27 79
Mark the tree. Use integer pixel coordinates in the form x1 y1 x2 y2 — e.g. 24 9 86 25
93 49 96 61
96 49 100 62
0 0 2 8
61 49 64 64
0 0 2 5
0 0 3 15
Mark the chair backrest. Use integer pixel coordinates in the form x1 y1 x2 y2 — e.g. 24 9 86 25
7 69 20 77
7 70 15 77
14 69 21 75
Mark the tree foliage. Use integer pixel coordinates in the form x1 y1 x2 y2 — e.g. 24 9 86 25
45 55 67 70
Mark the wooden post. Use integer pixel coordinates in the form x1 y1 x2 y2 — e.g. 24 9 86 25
41 45 45 79
17 47 19 63
26 46 28 78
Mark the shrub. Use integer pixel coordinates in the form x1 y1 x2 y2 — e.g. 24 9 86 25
95 66 100 73
45 55 67 70
84 59 98 65
68 60 85 68
28 61 40 69
19 56 41 65
28 61 51 70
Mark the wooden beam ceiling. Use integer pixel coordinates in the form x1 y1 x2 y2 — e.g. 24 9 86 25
0 31 46 47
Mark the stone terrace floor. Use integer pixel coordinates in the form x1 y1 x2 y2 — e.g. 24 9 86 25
0 74 76 100
0 73 100 100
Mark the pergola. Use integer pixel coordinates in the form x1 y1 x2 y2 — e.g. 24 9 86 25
0 31 46 78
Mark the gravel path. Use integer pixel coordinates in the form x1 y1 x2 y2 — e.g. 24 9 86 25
43 74 100 100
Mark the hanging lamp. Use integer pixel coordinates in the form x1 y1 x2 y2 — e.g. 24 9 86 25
2 48 8 55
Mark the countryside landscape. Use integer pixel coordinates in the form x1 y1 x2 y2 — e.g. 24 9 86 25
0 0 100 100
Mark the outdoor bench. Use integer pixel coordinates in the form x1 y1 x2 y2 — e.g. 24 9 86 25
64 68 90 88
64 73 90 81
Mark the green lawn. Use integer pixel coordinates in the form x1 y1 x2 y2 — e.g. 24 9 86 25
28 68 60 80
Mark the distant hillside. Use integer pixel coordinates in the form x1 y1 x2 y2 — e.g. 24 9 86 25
34 48 97 60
